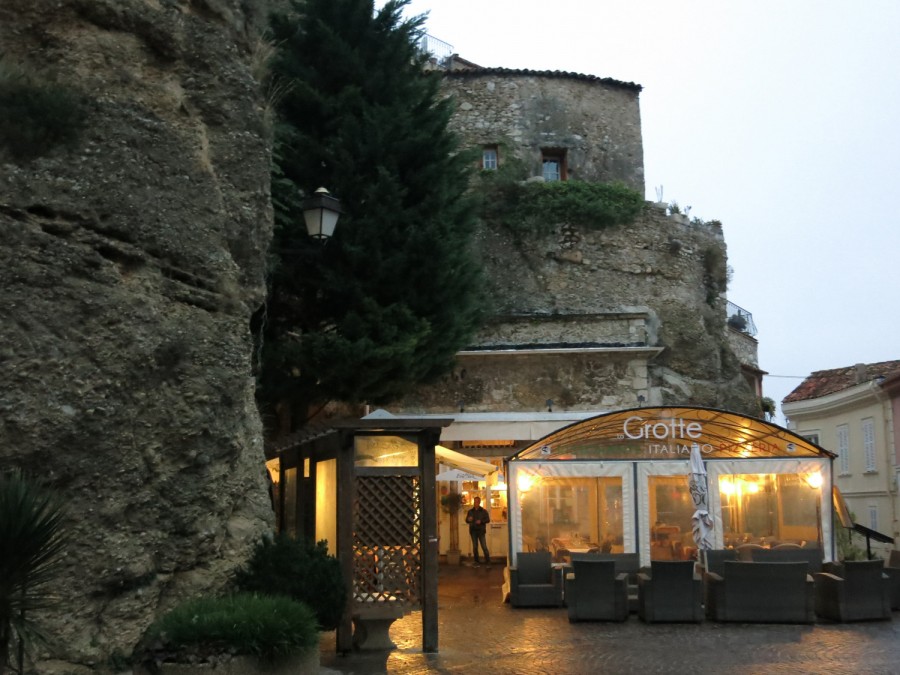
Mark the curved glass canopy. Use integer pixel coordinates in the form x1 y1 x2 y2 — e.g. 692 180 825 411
512 406 834 461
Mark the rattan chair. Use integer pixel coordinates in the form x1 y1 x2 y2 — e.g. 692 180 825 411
637 560 703 623
565 558 628 622
814 560 891 622
509 551 564 608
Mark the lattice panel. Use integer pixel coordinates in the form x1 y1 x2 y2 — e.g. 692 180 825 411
353 475 421 607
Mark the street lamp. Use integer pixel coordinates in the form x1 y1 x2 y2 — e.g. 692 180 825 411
302 187 343 241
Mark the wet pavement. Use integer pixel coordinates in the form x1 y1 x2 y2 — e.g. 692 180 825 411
319 562 900 674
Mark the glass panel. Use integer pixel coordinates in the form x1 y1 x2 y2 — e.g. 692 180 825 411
542 159 560 181
355 435 418 467
316 459 338 553
718 472 821 547
648 475 694 560
482 147 498 170
282 467 298 538
517 475 623 561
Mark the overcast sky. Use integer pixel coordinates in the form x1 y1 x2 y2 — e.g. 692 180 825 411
394 0 900 423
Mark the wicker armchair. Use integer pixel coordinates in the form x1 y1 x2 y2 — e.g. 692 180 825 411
883 550 900 611
509 551 563 608
706 561 814 623
637 560 703 623
814 560 891 622
751 546 824 574
565 558 628 622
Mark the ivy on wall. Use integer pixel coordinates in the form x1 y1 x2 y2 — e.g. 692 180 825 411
474 174 645 235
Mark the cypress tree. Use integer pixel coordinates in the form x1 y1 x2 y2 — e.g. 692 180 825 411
259 0 484 428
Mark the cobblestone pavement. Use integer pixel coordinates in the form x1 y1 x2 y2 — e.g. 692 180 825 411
319 563 900 674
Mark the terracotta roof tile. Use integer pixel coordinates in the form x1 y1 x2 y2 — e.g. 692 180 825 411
783 360 900 404
444 67 643 92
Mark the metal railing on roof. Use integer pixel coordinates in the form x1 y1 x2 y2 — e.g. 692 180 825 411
726 300 757 337
418 34 453 68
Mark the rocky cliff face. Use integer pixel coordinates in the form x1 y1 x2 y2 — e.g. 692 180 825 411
0 0 274 667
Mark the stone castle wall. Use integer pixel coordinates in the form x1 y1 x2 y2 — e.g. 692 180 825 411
393 70 758 419
398 204 758 416
441 70 644 193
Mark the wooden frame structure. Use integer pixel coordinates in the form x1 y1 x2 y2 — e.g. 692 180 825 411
273 417 450 653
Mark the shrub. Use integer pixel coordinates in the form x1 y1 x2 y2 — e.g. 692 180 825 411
0 60 87 162
475 177 645 235
142 593 317 661
234 535 345 631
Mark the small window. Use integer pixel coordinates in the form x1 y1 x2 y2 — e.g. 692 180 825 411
837 424 850 475
541 149 567 181
869 504 879 531
801 432 820 446
482 145 498 170
862 418 876 472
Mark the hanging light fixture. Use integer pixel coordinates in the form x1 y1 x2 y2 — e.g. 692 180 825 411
302 187 342 241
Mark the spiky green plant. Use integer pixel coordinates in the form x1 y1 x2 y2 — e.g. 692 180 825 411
0 471 67 674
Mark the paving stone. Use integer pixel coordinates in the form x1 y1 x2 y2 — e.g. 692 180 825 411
320 564 900 674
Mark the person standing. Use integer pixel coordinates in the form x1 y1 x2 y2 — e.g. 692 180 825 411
465 496 491 566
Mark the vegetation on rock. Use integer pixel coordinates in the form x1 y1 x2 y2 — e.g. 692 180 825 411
476 172 645 235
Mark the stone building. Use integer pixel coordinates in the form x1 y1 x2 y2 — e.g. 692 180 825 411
378 54 762 562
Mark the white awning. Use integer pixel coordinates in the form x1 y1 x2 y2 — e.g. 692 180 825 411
361 408 604 442
435 445 496 478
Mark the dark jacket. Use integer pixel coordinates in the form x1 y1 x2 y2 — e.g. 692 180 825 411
465 505 490 534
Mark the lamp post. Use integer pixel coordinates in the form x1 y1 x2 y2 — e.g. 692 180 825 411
302 187 342 241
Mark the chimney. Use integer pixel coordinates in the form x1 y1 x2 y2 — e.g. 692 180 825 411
854 363 868 384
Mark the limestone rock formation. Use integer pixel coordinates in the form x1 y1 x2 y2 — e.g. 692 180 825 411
0 0 274 667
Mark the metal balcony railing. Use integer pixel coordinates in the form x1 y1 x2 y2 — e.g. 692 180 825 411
726 301 757 337
418 34 454 68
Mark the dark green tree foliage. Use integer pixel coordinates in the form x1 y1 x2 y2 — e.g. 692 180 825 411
260 0 484 418
234 535 346 631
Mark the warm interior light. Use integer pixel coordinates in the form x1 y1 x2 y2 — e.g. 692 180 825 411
719 478 735 496
805 472 823 489
745 481 760 494
517 474 535 493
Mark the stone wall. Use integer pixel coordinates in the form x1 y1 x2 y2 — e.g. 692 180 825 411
0 0 274 667
442 69 644 193
429 69 761 414
398 204 758 416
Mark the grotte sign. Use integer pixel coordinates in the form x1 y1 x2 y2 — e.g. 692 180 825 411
512 406 831 461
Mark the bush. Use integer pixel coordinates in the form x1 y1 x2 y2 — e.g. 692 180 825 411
475 177 645 235
234 535 346 631
143 593 317 661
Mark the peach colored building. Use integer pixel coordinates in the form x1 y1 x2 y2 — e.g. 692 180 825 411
783 360 900 558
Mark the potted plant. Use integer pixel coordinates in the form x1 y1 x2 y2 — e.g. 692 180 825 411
134 594 319 674
727 313 748 332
